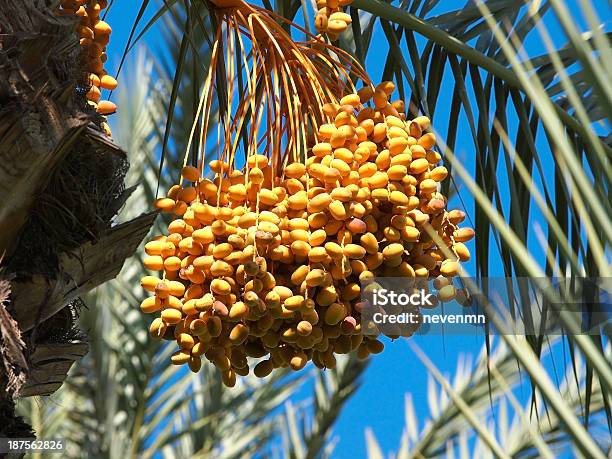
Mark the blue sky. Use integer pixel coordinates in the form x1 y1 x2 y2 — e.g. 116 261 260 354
102 1 609 457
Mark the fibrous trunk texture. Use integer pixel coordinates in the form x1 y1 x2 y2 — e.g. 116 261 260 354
0 0 155 430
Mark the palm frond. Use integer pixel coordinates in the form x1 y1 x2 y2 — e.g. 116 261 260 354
281 354 369 459
364 338 610 458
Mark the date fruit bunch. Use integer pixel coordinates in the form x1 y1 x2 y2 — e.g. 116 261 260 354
314 0 353 41
58 0 118 135
140 81 474 387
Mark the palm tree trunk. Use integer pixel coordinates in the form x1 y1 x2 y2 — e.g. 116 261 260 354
0 0 155 431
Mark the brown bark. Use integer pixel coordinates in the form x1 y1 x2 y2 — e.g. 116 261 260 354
0 0 154 432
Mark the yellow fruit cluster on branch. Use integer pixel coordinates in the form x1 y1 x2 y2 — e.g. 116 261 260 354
59 0 117 136
314 0 354 41
141 82 474 386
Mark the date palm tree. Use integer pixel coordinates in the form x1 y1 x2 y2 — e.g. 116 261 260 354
15 0 612 457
